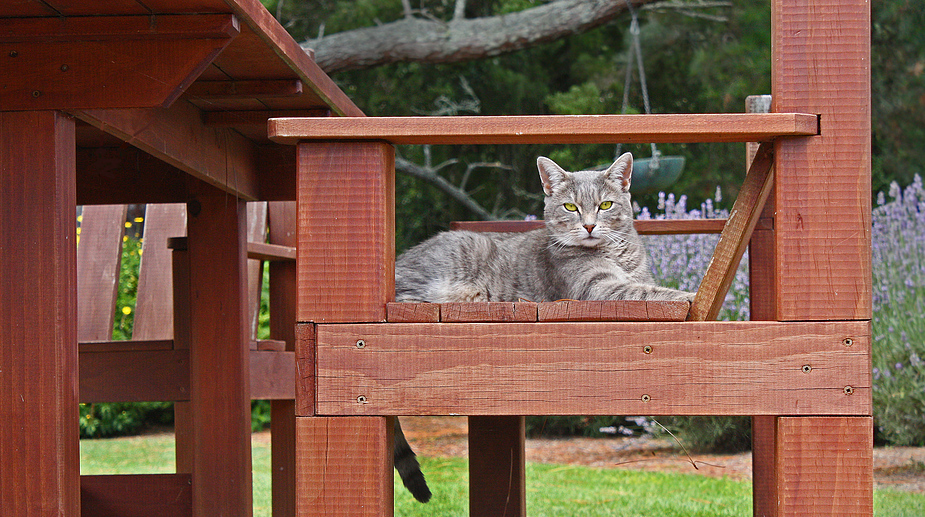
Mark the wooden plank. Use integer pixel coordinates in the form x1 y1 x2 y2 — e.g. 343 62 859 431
133 204 187 341
752 416 778 517
77 147 190 205
314 321 871 416
247 202 268 341
441 302 537 322
77 204 128 341
295 323 316 417
450 218 748 235
248 241 296 261
186 184 252 515
186 80 303 99
203 109 330 128
81 474 192 517
689 142 775 321
74 100 260 201
79 349 190 403
775 417 873 516
386 302 441 323
537 300 689 322
0 15 240 110
771 0 871 321
469 416 526 517
250 350 296 400
269 113 819 145
78 339 174 353
0 110 79 517
296 416 394 517
296 142 395 323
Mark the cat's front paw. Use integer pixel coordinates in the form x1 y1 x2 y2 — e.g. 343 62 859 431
673 290 696 303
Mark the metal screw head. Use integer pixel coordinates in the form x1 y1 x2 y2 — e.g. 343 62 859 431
31 90 41 98
356 395 368 403
356 339 366 349
60 64 69 72
641 394 651 403
802 365 812 373
9 50 18 57
843 338 854 347
643 345 653 354
843 386 854 395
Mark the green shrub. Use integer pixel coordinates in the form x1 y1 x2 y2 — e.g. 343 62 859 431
79 402 173 438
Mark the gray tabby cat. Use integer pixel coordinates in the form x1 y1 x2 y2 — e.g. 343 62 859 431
392 153 694 502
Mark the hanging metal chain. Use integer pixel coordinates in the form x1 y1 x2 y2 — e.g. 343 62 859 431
618 0 660 168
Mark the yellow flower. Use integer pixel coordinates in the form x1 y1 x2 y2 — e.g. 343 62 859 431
124 222 132 229
121 306 132 315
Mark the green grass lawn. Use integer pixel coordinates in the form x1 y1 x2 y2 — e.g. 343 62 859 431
80 432 925 516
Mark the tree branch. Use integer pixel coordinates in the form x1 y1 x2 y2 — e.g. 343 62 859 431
305 0 663 74
396 156 497 220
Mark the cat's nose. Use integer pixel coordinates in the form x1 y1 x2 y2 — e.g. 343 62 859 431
583 224 595 234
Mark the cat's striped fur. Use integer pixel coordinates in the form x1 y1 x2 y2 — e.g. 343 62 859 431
392 153 694 502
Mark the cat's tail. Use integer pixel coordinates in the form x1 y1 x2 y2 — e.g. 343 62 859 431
394 418 432 503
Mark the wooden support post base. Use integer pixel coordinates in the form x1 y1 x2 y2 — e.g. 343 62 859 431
296 417 394 516
469 416 526 517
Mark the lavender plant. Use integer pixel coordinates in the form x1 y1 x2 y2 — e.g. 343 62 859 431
871 175 925 446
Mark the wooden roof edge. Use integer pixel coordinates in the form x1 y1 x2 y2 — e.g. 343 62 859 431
224 0 363 118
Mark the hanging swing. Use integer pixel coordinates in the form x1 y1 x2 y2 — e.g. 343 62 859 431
617 1 685 195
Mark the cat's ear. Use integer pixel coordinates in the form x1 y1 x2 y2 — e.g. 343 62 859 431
607 152 634 192
537 156 567 195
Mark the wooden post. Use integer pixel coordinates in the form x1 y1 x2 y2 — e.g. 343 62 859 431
770 0 872 515
295 142 395 516
469 416 526 517
0 110 79 516
186 184 253 516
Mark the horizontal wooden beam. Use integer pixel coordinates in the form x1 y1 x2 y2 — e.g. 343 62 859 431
78 347 294 402
81 474 191 517
449 218 772 235
314 320 870 416
269 113 819 145
0 15 239 109
203 109 330 128
384 301 690 323
77 147 189 205
248 241 297 261
74 100 260 200
186 80 303 99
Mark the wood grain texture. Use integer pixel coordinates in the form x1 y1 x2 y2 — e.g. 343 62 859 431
469 416 526 517
689 142 774 321
450 218 731 235
0 15 239 110
133 203 187 341
296 417 394 517
295 323 316 416
775 417 873 516
81 474 192 517
246 202 268 341
386 302 441 322
76 146 190 205
250 350 296 400
314 321 870 416
79 349 190 402
186 185 252 516
269 113 818 145
442 302 537 322
76 204 127 341
296 142 395 322
0 111 79 517
537 300 689 322
771 0 871 321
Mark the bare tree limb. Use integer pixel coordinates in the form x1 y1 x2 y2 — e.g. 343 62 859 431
305 0 664 74
396 156 498 220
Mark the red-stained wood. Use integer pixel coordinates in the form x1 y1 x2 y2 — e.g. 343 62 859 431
79 349 190 402
537 300 689 322
689 141 775 321
77 204 127 341
296 416 394 517
775 417 873 516
80 474 192 517
186 185 252 516
314 321 870 417
771 0 871 321
268 200 298 517
0 111 79 517
0 15 240 110
295 323 316 417
296 142 395 323
203 109 330 128
171 228 194 475
386 302 441 323
248 241 297 261
133 204 187 341
246 202 268 342
469 416 526 517
450 218 732 235
250 350 296 400
186 79 303 99
269 113 818 145
74 100 260 201
77 147 190 205
441 302 537 322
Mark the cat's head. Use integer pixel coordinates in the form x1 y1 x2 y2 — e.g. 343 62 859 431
537 153 635 248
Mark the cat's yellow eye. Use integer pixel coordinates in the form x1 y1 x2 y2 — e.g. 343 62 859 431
563 203 578 212
599 201 614 210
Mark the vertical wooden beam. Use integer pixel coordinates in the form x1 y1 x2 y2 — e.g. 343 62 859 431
469 416 526 517
269 201 298 517
776 417 873 516
186 184 252 516
296 142 395 516
771 0 871 321
171 236 194 474
76 204 128 341
0 110 79 516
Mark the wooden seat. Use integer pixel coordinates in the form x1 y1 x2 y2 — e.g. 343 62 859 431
77 201 298 516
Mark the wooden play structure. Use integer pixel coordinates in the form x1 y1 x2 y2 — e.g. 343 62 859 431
0 0 871 516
